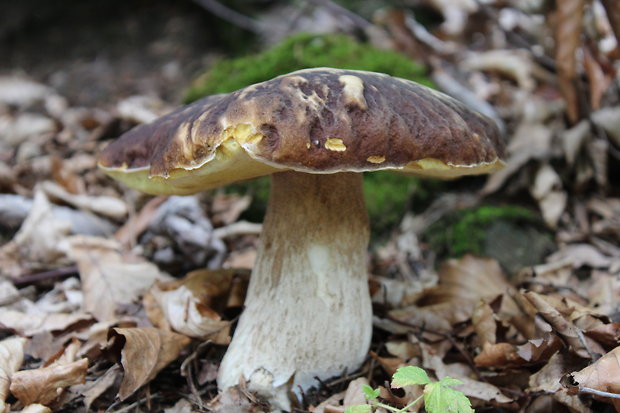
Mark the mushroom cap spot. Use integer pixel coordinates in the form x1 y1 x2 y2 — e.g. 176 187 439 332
98 68 506 195
338 75 368 110
367 155 386 164
325 138 347 152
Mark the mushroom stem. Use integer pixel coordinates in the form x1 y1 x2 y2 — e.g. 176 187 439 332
217 170 372 411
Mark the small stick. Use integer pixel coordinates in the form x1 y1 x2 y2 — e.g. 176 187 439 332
192 0 262 33
11 265 78 287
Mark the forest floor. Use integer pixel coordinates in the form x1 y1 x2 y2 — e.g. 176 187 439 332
1 1 619 412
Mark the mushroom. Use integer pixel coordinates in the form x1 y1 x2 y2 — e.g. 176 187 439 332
98 68 505 411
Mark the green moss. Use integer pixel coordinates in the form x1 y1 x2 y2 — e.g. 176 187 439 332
427 205 540 257
184 32 432 102
196 32 436 235
363 172 419 236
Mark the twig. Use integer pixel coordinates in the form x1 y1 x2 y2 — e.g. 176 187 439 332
307 0 371 31
192 0 262 33
180 340 214 411
579 386 620 399
11 265 78 287
106 392 161 413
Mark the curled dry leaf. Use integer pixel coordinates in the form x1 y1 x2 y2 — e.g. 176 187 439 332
530 164 567 228
0 190 72 277
472 299 497 346
462 49 537 90
72 366 120 410
564 346 620 410
0 309 92 337
530 352 592 412
10 358 88 406
553 0 585 123
40 181 127 219
0 336 27 413
474 337 561 368
146 268 249 344
109 327 191 400
524 291 590 358
67 235 171 321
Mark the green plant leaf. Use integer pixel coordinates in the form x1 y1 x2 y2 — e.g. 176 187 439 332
437 377 464 387
345 405 372 413
424 382 474 413
362 385 380 401
391 366 432 388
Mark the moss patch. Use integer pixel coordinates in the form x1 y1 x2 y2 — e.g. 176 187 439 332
194 32 435 234
426 205 554 274
184 32 432 101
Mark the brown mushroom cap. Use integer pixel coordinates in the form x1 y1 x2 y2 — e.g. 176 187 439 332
98 68 505 195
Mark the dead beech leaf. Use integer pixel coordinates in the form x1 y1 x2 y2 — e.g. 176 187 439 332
474 342 521 367
524 291 590 358
145 269 249 345
40 180 127 219
530 352 592 412
462 49 537 90
0 309 92 337
10 358 88 406
67 235 171 321
472 299 497 346
423 347 514 405
530 164 567 228
109 327 191 400
0 190 72 276
474 337 561 368
72 365 120 410
0 336 27 413
554 0 585 123
564 346 620 409
420 255 517 315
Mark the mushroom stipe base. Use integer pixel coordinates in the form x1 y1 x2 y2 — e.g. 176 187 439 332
217 171 373 411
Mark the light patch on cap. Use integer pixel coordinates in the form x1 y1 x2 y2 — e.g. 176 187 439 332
325 138 346 152
175 122 196 161
408 158 452 171
227 123 264 146
399 157 506 179
367 155 385 164
338 75 367 110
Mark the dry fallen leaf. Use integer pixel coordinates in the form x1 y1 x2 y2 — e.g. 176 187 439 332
554 0 585 123
109 327 191 400
419 255 518 316
0 336 27 413
529 351 592 412
564 346 620 410
524 291 591 358
0 309 92 337
0 190 72 276
71 365 121 410
10 358 88 406
145 268 249 345
67 235 171 321
40 180 127 219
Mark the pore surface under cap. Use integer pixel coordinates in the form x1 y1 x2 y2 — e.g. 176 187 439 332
98 68 505 194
